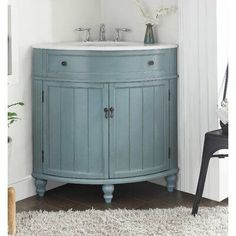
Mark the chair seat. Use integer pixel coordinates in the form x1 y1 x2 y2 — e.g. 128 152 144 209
206 129 228 138
204 129 228 152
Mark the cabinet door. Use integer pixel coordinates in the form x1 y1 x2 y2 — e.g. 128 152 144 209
109 80 170 178
43 81 109 179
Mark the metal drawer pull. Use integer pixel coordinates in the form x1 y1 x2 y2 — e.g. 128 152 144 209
61 61 67 66
148 60 155 66
109 107 114 118
104 108 109 119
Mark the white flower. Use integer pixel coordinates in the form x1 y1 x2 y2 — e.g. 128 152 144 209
133 0 148 18
133 0 177 25
133 0 159 25
155 6 177 18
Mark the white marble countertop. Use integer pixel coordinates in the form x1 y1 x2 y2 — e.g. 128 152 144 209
32 41 178 51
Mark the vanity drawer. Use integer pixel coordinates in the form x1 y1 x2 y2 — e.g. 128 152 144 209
46 52 169 76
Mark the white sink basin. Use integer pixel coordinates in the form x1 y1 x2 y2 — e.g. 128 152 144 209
33 41 177 51
72 41 142 47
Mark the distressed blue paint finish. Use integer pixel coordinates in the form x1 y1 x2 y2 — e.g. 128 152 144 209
102 185 114 204
32 47 178 203
33 49 177 82
32 80 43 174
109 80 170 178
169 79 178 169
47 53 166 75
35 179 47 197
32 168 179 185
43 81 109 179
165 174 177 192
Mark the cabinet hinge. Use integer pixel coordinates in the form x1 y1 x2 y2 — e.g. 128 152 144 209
168 89 171 101
42 90 44 103
42 150 44 163
168 147 171 159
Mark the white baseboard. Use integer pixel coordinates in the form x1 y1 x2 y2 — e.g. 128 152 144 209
8 176 64 202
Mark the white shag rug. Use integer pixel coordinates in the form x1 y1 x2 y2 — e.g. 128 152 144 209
16 206 227 236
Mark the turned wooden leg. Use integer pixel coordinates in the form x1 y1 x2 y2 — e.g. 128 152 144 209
8 187 16 235
165 174 177 192
102 184 114 203
35 179 47 197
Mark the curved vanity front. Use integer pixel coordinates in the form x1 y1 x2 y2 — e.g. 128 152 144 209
32 42 178 203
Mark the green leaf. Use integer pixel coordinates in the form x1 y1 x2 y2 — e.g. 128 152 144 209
8 102 24 127
8 117 20 120
9 120 15 125
8 102 24 108
8 112 17 117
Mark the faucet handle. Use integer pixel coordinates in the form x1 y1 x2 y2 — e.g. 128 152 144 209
116 28 131 32
100 24 105 30
99 24 106 41
75 27 91 42
75 27 91 31
115 28 131 42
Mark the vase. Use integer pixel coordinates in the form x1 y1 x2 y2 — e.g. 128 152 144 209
144 23 155 44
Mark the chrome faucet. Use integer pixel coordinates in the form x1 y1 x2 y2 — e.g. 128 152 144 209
75 27 91 42
99 24 106 41
114 28 131 42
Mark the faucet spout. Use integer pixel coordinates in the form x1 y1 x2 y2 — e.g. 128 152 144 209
99 24 106 41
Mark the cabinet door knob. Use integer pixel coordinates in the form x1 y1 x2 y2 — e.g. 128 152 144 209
109 107 114 118
148 60 154 66
104 108 109 119
61 61 67 66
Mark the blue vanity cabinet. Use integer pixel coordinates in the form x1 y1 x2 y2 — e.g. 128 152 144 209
42 81 109 179
109 80 170 178
32 47 178 203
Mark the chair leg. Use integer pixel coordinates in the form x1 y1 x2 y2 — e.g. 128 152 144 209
8 187 16 235
192 144 212 216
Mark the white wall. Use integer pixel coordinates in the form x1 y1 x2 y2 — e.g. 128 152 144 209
8 0 101 201
100 0 178 43
178 0 228 201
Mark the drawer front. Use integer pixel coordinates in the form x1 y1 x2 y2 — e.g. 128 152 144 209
46 52 169 76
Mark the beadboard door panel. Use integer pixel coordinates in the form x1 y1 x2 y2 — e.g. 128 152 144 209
43 81 109 179
109 80 170 178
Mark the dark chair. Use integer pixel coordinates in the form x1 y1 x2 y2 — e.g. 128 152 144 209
191 130 228 215
192 64 229 216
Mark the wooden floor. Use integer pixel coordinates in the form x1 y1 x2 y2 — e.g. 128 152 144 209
16 182 227 212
